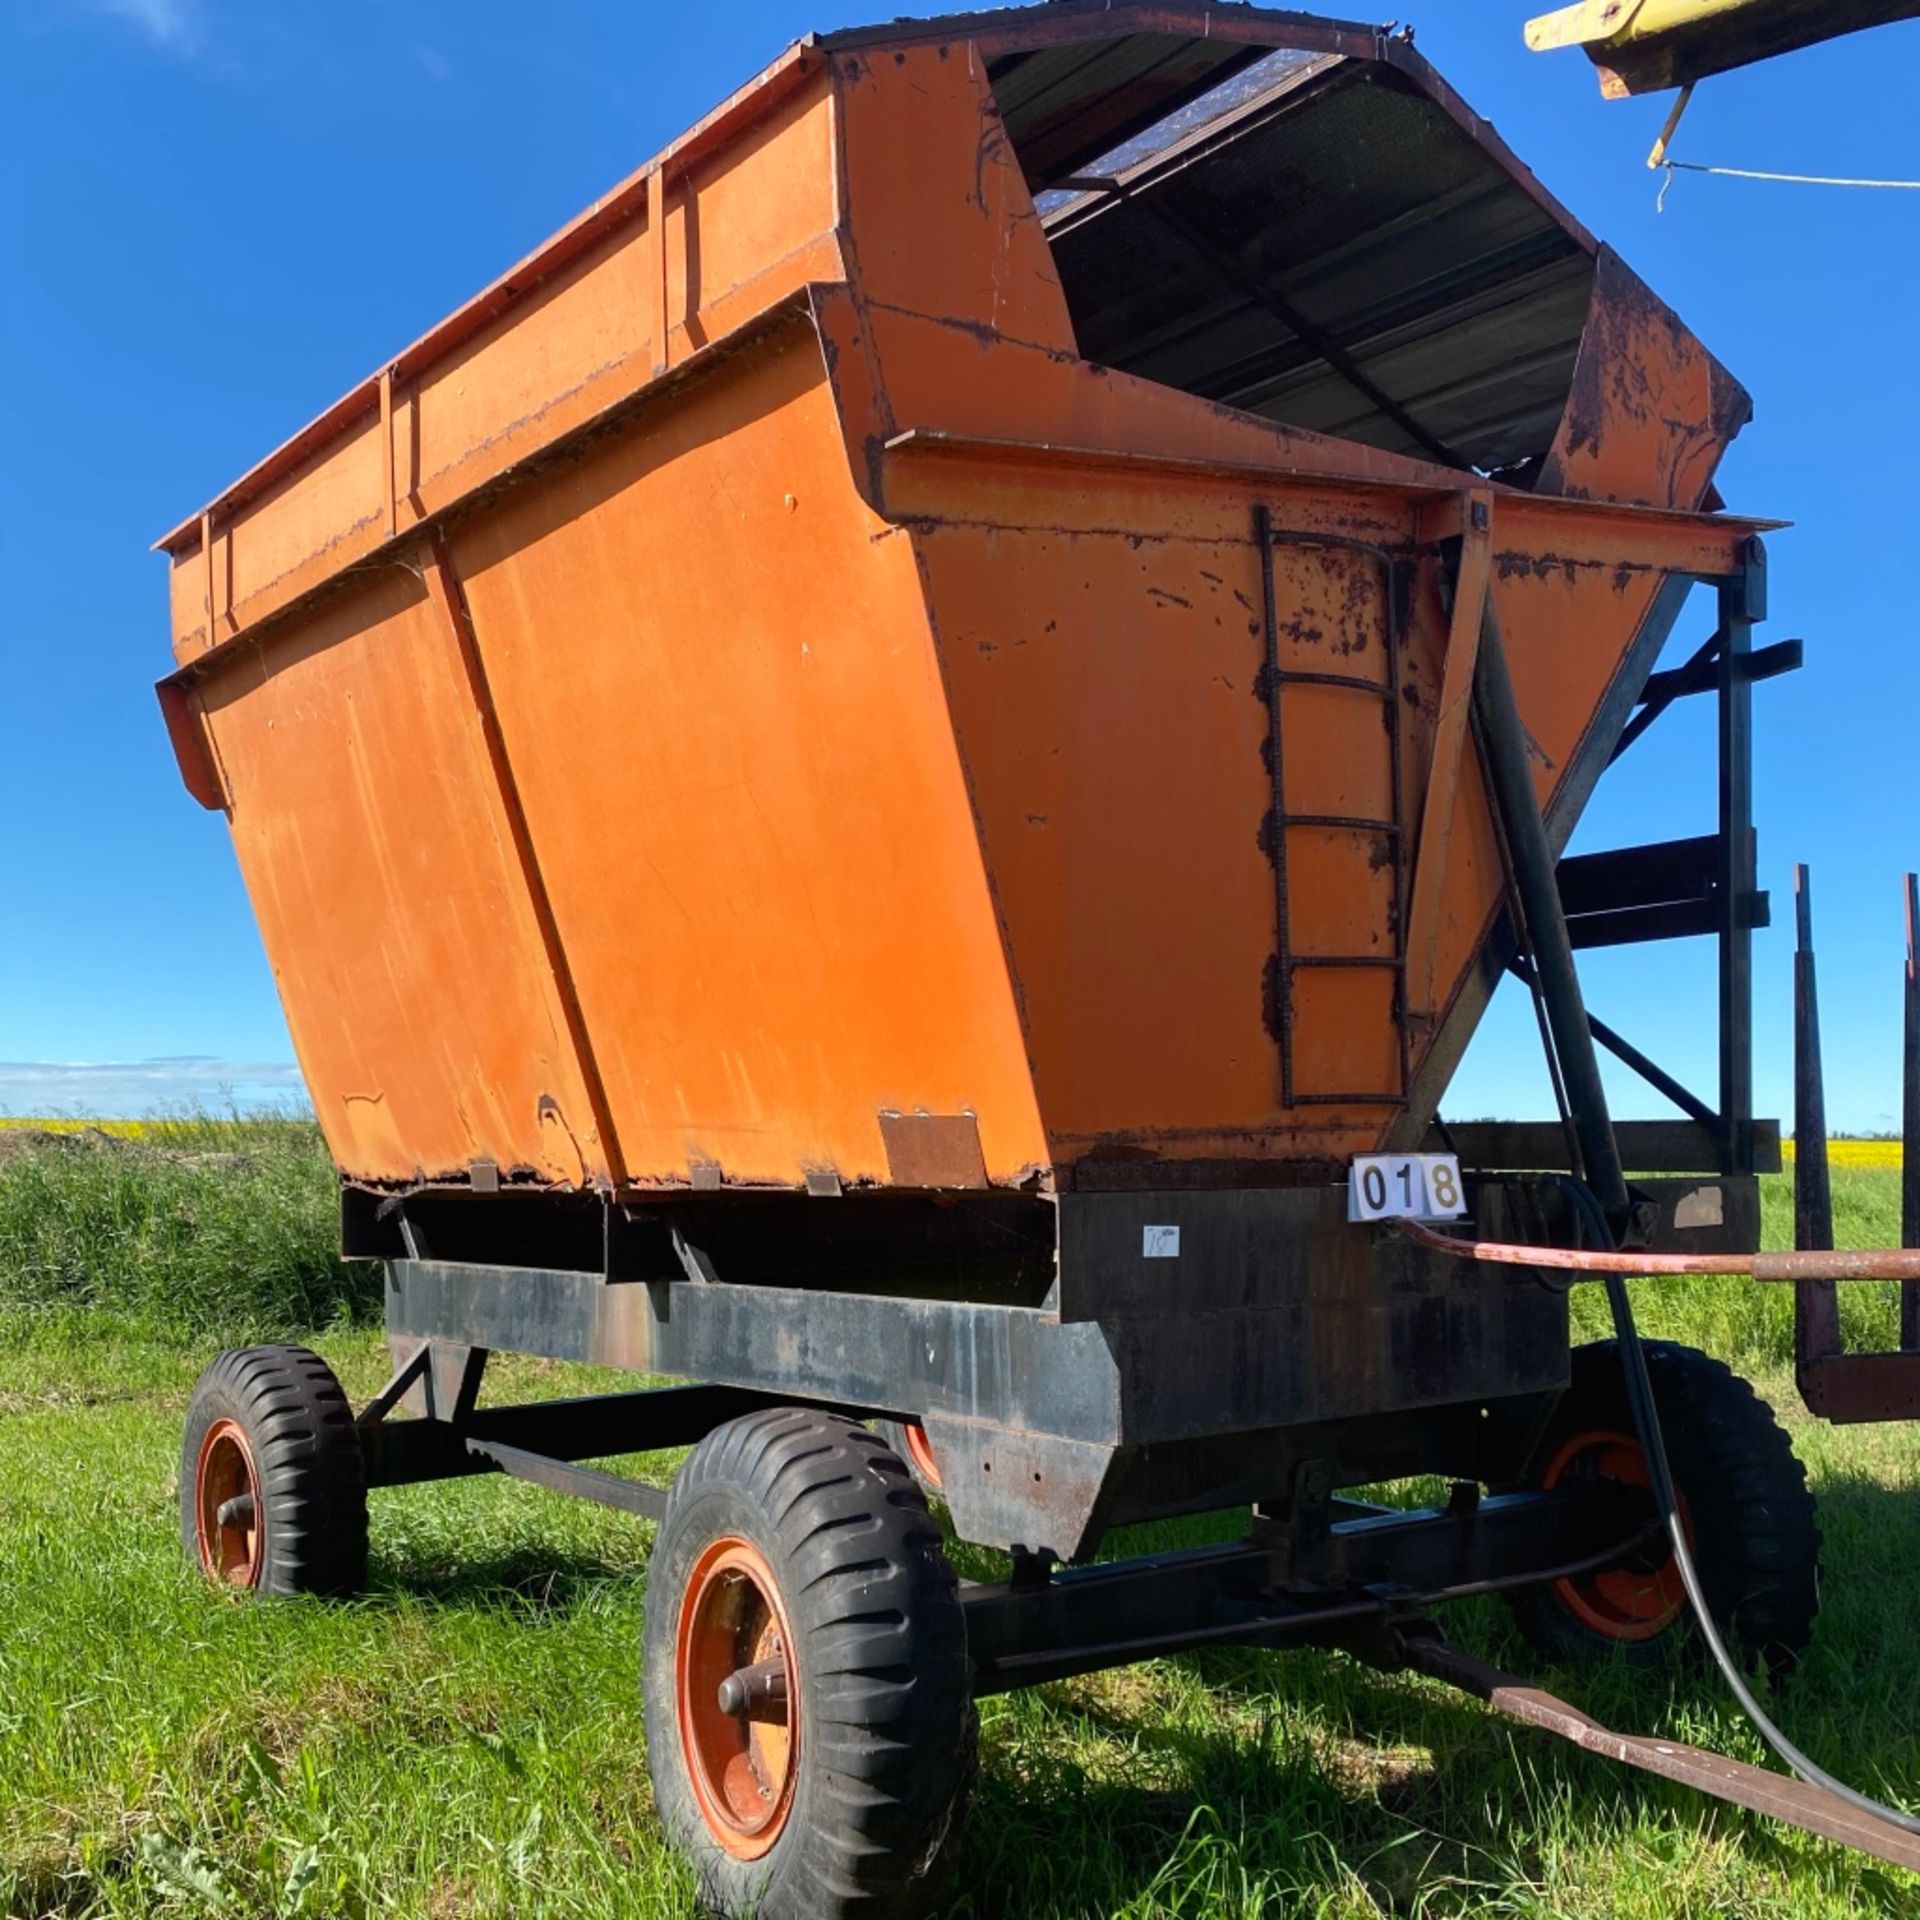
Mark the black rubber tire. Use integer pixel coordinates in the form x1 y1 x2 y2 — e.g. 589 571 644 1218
644 1408 973 1920
1507 1339 1820 1674
179 1346 368 1598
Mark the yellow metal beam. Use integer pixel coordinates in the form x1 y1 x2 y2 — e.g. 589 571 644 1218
1526 0 1920 96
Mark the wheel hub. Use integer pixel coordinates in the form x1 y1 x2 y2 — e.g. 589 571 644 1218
1541 1426 1688 1640
194 1419 264 1588
675 1537 799 1859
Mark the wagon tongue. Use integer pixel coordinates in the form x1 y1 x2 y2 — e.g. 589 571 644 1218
1394 1634 1920 1875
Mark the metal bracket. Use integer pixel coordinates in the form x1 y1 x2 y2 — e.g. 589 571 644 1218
355 1342 430 1429
1794 865 1920 1421
670 1226 721 1286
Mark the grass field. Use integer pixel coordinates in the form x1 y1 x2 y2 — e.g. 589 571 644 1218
3 1127 1919 1918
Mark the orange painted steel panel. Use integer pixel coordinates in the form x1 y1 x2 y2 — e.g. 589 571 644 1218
156 8 1758 1194
163 70 841 665
198 565 612 1187
446 325 1046 1191
893 420 1730 1165
1542 247 1752 510
920 516 1284 1146
858 305 1462 499
831 46 1075 354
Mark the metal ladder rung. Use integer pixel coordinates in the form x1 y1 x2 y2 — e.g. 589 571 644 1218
1271 668 1394 697
1256 507 1412 1112
1283 815 1402 836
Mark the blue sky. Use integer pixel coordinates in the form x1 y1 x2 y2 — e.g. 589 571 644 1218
2 0 1915 1130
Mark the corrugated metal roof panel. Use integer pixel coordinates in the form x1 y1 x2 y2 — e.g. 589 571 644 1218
1035 57 1596 473
987 34 1278 185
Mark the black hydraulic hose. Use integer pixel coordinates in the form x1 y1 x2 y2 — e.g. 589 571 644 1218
1550 1176 1920 1840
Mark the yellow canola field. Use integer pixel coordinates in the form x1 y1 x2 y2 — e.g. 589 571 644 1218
1780 1138 1902 1168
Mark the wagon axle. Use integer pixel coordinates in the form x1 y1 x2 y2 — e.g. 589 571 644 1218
715 1656 790 1722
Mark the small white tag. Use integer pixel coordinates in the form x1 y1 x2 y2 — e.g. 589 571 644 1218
1142 1225 1181 1258
1674 1185 1724 1230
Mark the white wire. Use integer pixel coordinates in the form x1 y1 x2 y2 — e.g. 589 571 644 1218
1659 158 1920 211
1671 158 1920 189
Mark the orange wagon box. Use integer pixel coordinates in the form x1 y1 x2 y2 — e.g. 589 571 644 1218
156 2 1755 1205
160 10 1894 1908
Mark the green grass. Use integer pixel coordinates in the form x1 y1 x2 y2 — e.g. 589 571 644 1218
0 1119 375 1342
3 1131 1919 1917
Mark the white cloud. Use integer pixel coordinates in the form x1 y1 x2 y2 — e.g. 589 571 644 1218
0 1057 308 1117
71 0 201 55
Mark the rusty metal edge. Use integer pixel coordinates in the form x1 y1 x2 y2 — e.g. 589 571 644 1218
880 427 1786 539
1798 1352 1920 1425
814 2 1380 58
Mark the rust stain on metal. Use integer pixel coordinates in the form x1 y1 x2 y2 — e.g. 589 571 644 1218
1542 247 1750 512
878 1112 990 1190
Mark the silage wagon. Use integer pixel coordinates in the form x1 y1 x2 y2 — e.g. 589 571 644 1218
154 4 1920 1911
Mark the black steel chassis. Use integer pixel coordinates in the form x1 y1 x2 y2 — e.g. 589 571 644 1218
354 1318 1655 1679
346 1330 1920 1874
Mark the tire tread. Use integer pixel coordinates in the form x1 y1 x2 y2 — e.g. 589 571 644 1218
643 1409 971 1920
1508 1338 1820 1673
180 1345 368 1598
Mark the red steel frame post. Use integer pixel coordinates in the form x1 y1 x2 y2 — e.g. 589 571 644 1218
1903 873 1920 1349
1793 866 1840 1381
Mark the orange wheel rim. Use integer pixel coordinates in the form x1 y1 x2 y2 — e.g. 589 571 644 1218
195 1419 263 1588
902 1421 942 1491
1541 1426 1689 1642
675 1537 799 1860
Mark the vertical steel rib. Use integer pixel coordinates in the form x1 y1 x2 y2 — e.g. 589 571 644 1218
1254 504 1294 1108
1384 557 1409 1102
420 531 629 1191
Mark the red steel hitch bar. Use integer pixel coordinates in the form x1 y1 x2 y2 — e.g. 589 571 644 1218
1393 1215 1920 1866
1394 1635 1920 1875
1395 1217 1920 1283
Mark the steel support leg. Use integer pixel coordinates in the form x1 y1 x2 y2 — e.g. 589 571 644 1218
1717 542 1763 1175
1472 605 1627 1222
1902 873 1920 1350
